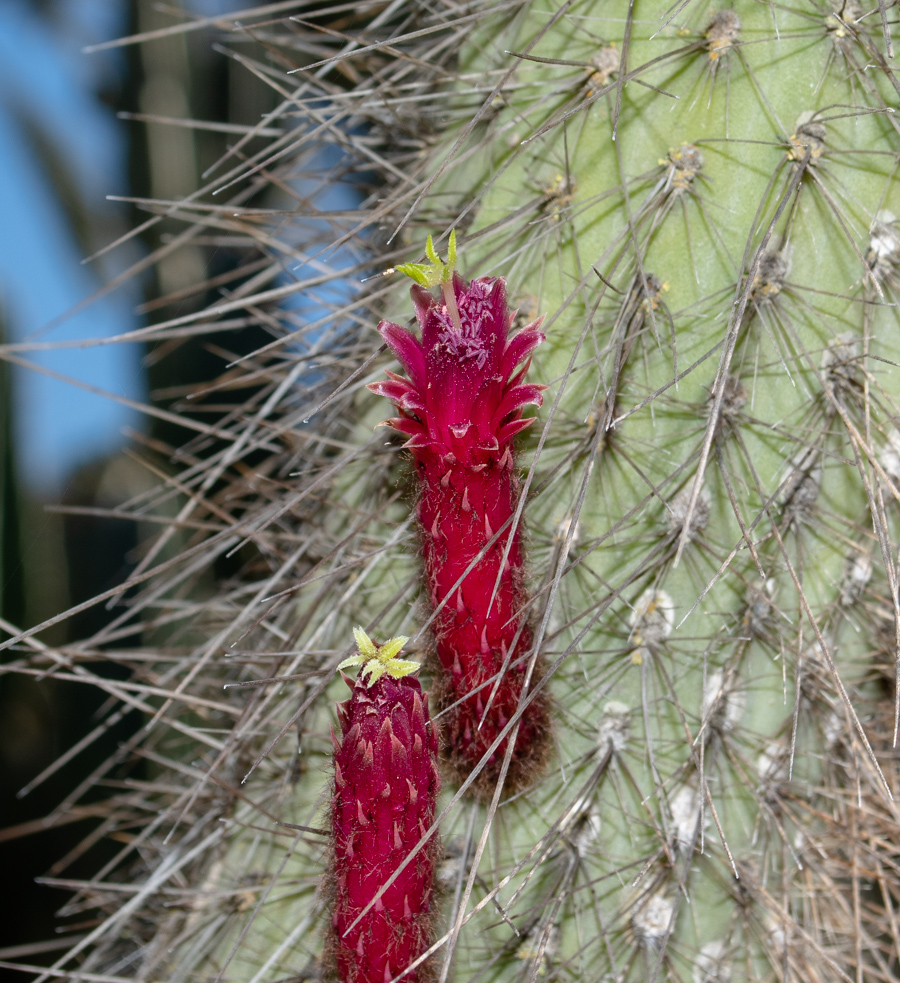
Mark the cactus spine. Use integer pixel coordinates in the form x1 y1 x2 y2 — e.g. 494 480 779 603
7 3 900 983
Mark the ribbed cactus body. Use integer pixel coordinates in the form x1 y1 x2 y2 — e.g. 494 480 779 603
25 4 900 983
371 274 550 792
331 671 440 983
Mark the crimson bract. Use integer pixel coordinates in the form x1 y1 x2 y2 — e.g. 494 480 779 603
369 234 551 796
329 629 440 983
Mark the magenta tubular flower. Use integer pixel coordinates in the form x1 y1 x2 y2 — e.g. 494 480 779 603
368 239 551 795
330 630 440 983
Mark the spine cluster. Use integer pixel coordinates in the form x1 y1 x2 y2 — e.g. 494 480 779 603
329 630 440 983
369 235 551 795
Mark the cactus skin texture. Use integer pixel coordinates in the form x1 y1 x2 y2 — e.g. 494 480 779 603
369 264 551 795
16 5 900 983
330 631 440 983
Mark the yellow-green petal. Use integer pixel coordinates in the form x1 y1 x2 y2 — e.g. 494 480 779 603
337 654 367 671
395 231 457 288
384 659 421 680
352 626 377 659
363 662 386 686
378 635 410 661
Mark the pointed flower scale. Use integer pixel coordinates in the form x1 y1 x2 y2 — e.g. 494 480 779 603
329 629 440 983
368 237 552 796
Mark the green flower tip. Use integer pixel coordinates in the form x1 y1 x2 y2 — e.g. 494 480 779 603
337 627 420 687
395 230 457 288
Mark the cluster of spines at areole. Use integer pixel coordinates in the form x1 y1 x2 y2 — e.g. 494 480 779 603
367 231 551 796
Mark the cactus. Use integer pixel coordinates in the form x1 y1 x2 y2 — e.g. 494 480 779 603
5 2 900 983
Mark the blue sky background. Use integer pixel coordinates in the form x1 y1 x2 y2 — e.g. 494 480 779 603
0 1 144 493
0 0 251 494
0 0 362 493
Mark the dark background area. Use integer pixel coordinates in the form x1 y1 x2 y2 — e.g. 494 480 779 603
0 1 281 973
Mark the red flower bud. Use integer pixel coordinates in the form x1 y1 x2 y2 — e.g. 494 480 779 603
369 239 551 796
329 631 440 983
